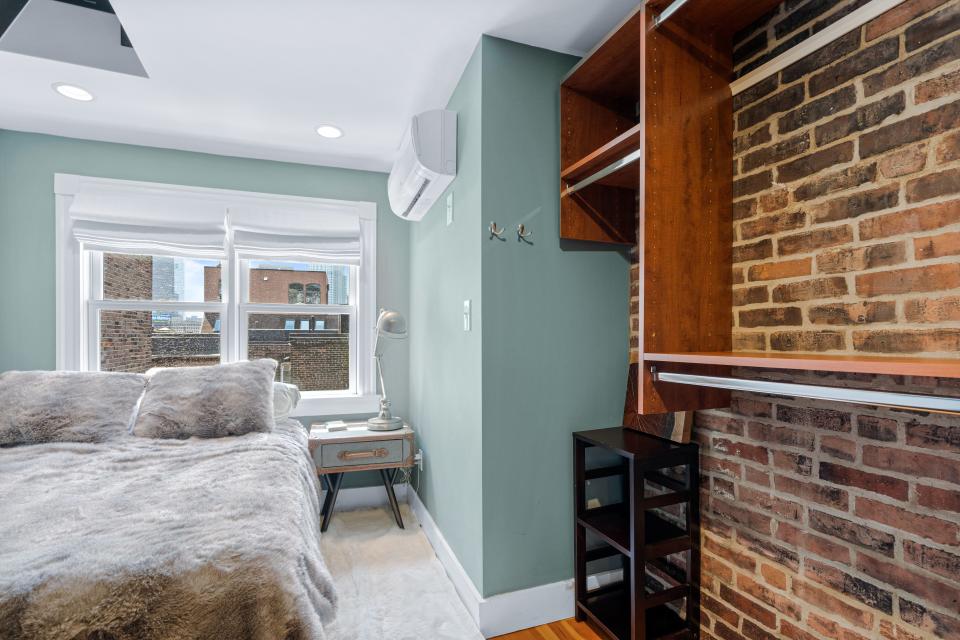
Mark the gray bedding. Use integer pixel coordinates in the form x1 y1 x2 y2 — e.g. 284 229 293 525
0 418 336 639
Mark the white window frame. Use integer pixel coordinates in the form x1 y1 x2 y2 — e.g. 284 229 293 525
55 174 379 417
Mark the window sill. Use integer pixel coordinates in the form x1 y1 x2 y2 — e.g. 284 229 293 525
291 393 380 418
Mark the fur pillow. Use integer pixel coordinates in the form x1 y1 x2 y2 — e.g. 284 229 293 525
132 359 277 439
273 382 301 419
0 370 146 445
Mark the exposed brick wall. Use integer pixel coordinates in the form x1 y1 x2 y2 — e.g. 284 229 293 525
100 255 153 372
630 1 960 639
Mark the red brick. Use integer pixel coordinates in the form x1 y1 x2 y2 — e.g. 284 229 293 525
748 258 813 281
900 599 960 640
809 510 896 556
738 530 801 571
856 553 960 613
738 85 806 131
937 130 960 163
917 484 960 512
759 189 789 213
819 461 909 500
770 330 845 352
808 301 896 325
734 240 774 264
794 163 878 202
775 474 849 509
776 521 852 563
878 144 928 178
816 92 906 143
735 170 775 198
905 421 960 453
855 496 959 545
777 142 855 183
731 396 772 418
742 133 812 173
703 592 740 626
856 415 899 442
697 412 746 436
821 435 857 461
916 67 960 104
915 230 960 259
739 307 803 328
792 578 875 629
713 498 772 535
903 540 960 583
808 38 899 97
816 241 906 274
748 422 815 450
856 263 960 297
702 455 744 479
735 124 773 155
861 100 960 158
760 563 787 591
905 2 960 51
736 573 801 620
863 444 960 484
863 35 960 98
905 295 960 322
810 185 900 223
780 620 820 640
878 620 925 640
734 332 766 350
779 227 854 257
906 167 960 203
804 558 894 614
776 405 852 432
740 210 806 240
704 535 756 571
718 583 777 629
854 328 960 353
745 466 771 487
773 450 813 476
772 277 848 302
865 0 950 40
859 199 960 240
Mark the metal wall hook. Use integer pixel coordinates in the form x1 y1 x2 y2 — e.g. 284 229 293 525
517 223 532 240
489 221 505 239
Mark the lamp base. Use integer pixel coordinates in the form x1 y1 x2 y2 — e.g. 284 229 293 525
367 415 404 431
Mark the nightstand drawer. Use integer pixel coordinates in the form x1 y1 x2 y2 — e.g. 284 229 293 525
318 439 405 469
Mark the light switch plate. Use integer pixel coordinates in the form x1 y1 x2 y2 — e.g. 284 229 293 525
446 192 454 226
463 299 471 331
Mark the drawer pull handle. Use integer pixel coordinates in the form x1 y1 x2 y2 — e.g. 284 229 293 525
338 448 389 461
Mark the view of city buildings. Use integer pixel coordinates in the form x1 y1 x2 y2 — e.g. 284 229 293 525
100 254 351 391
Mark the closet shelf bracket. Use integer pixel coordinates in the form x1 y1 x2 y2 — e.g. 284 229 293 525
651 0 691 29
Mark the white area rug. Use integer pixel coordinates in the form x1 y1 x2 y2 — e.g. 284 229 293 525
322 504 484 640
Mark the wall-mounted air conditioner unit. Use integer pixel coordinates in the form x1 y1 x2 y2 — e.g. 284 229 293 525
387 109 457 221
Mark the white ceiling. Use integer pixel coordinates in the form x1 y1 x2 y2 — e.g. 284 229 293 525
0 0 638 173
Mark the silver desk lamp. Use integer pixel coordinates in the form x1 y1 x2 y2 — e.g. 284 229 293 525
367 309 407 431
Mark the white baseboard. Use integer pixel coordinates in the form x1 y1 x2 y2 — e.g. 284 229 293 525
408 490 577 638
334 482 408 512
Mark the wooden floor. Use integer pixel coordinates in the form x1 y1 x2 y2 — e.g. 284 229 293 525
493 618 603 640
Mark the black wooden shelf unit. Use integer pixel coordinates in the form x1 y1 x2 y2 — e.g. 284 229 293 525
573 428 701 640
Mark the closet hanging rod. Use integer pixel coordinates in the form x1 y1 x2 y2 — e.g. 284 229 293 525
651 0 690 29
651 370 960 416
562 148 642 197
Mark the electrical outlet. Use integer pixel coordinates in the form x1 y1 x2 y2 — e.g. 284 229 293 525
463 299 471 331
446 192 454 226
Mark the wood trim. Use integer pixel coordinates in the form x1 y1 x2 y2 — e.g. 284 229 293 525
731 0 904 95
645 352 960 378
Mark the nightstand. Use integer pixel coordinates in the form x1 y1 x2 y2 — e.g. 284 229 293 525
308 423 415 532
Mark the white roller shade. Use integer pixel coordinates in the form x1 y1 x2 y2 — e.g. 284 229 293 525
72 220 227 258
69 182 227 258
229 205 361 266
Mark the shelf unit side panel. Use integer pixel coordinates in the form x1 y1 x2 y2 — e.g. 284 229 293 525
638 18 733 415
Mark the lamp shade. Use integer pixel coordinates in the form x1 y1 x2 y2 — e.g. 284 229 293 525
376 309 407 339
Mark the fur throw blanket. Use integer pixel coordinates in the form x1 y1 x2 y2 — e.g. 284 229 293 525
0 419 336 640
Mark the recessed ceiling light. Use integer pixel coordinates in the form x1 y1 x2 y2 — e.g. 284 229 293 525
316 124 343 139
53 83 94 102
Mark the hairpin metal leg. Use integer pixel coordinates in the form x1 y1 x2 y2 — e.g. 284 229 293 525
320 473 343 532
380 468 404 529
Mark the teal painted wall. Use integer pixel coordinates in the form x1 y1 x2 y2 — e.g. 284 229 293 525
478 36 630 597
0 131 410 491
408 42 486 591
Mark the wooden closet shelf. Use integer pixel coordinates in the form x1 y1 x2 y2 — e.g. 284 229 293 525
561 123 642 184
644 352 960 379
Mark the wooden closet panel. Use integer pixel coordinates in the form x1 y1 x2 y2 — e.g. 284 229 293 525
638 16 733 414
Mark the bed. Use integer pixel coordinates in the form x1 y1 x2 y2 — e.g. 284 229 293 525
0 411 336 640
